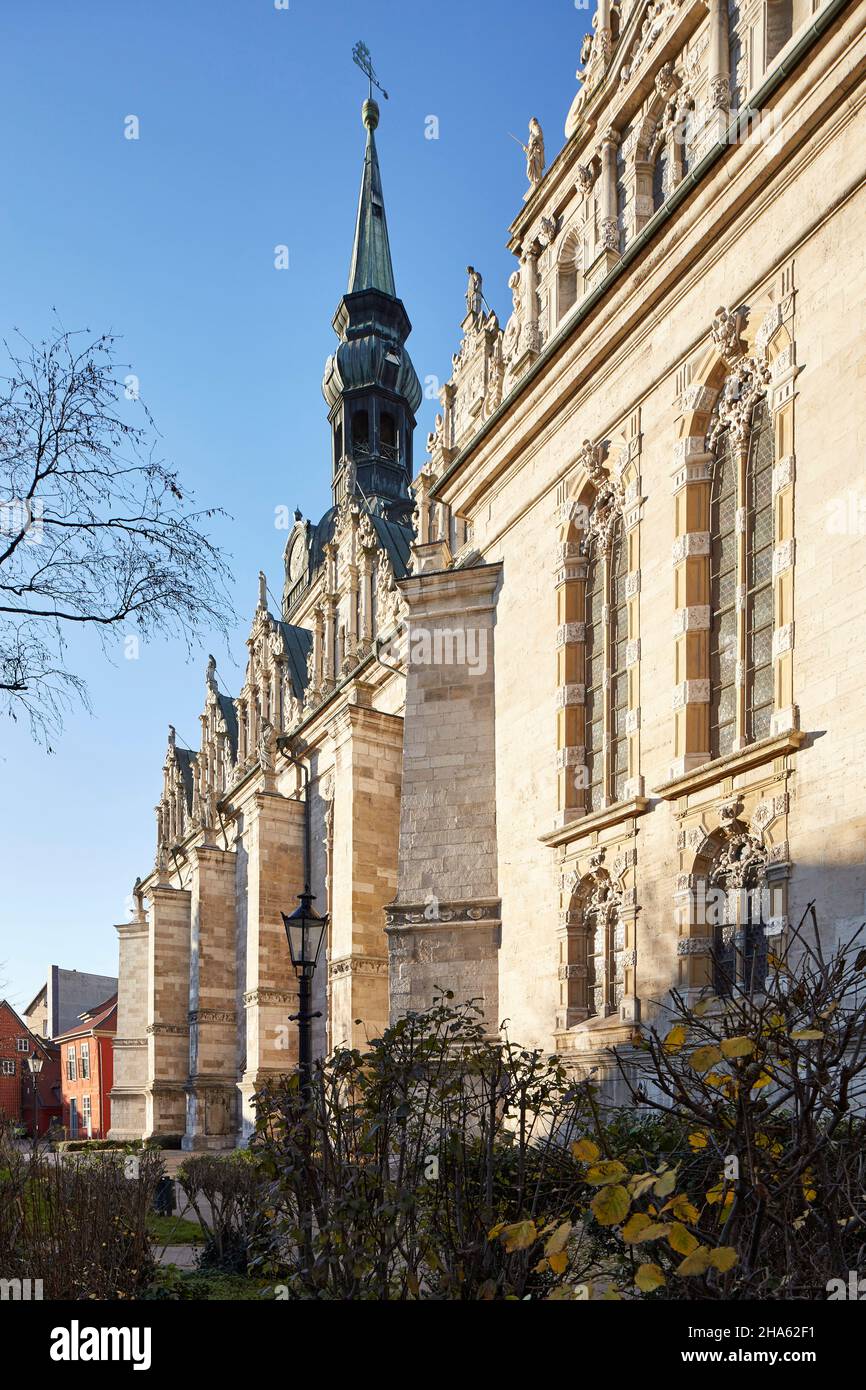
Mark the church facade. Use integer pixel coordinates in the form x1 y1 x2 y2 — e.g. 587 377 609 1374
110 0 866 1146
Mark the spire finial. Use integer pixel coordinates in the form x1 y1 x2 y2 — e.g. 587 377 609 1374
352 40 389 102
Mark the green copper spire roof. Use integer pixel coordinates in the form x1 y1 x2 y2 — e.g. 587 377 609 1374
347 99 396 298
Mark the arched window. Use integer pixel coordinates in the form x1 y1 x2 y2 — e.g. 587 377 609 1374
708 831 768 997
563 872 624 1024
709 399 774 757
557 238 580 320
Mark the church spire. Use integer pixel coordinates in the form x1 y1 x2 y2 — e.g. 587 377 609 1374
347 100 396 298
321 88 421 526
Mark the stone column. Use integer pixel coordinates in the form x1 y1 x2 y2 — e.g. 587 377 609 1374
238 791 305 1141
707 0 731 135
183 846 238 1151
586 129 621 289
327 685 403 1049
387 564 502 1031
145 885 191 1140
108 916 149 1140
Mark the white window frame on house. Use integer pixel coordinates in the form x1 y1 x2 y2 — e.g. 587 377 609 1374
81 1093 92 1137
80 1042 90 1079
1 1059 15 1076
66 1049 77 1082
16 1037 29 1052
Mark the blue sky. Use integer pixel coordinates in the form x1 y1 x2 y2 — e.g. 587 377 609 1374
0 0 590 1006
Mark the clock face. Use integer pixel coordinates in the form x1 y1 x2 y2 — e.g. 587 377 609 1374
288 533 307 585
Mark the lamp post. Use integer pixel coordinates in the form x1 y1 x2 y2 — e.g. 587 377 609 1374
27 1053 43 1141
281 885 328 1104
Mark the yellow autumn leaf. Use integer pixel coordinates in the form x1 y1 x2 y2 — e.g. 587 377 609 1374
621 1213 652 1243
638 1222 672 1241
708 1246 738 1272
586 1160 628 1187
676 1246 712 1276
653 1168 677 1198
548 1250 568 1276
591 1184 631 1227
571 1138 601 1163
791 1028 825 1041
628 1172 657 1198
545 1221 572 1257
721 1036 755 1059
664 1025 687 1054
500 1219 537 1252
487 1221 506 1240
690 1044 723 1073
688 1131 708 1150
668 1223 699 1256
751 1069 774 1090
635 1262 666 1292
664 1197 700 1224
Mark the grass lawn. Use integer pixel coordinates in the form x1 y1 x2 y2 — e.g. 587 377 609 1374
145 1266 281 1300
147 1214 205 1245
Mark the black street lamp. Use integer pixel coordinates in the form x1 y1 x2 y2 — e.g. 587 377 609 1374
27 1053 43 1140
281 885 328 1103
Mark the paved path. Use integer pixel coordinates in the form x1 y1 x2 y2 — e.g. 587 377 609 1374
156 1244 199 1270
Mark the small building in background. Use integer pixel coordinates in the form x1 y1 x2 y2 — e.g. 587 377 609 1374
56 995 117 1140
23 966 118 1041
0 999 62 1136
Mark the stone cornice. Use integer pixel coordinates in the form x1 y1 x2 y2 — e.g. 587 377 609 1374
540 796 650 849
653 731 806 801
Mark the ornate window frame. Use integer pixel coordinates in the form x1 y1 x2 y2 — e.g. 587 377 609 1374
554 417 645 830
556 844 640 1039
674 793 791 1000
667 296 799 781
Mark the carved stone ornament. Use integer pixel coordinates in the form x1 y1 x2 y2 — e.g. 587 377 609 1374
576 163 596 197
707 307 773 453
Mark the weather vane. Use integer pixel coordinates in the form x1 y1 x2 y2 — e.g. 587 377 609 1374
352 40 389 101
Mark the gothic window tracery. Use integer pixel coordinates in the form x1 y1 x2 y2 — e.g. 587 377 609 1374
707 825 769 996
563 870 626 1022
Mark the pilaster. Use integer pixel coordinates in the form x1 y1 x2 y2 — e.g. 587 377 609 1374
328 688 403 1049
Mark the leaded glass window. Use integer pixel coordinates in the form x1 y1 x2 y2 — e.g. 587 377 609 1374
584 539 605 813
746 402 774 742
710 433 738 758
610 519 629 804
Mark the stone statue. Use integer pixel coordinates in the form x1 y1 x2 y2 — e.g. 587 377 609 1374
206 654 217 692
526 117 545 189
258 718 276 773
465 266 483 320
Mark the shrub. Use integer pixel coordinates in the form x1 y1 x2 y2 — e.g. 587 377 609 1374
176 1152 270 1274
0 1122 162 1299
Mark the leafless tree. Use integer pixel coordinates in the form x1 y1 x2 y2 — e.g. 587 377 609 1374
0 323 234 746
